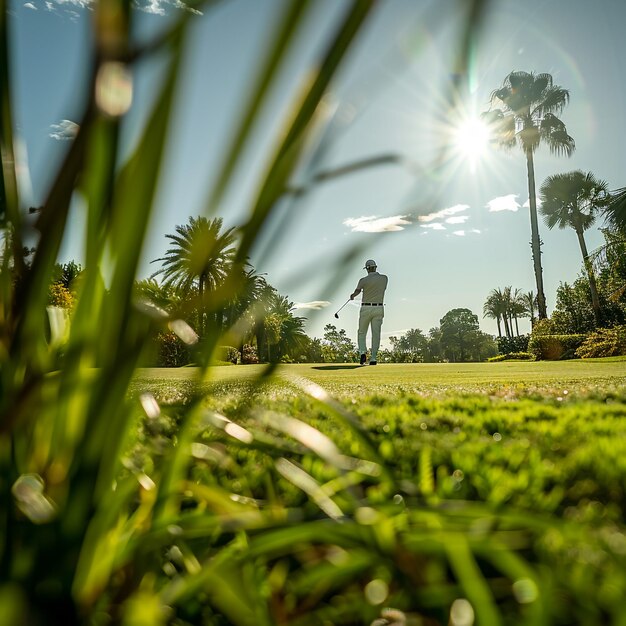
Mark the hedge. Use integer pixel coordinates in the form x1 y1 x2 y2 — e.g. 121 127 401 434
496 334 530 354
528 334 586 361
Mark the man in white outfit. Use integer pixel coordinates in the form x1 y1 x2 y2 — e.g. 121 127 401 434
350 259 388 365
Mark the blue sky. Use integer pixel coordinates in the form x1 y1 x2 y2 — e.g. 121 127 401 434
9 0 626 345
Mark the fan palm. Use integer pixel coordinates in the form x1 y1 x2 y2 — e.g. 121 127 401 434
484 71 575 319
602 186 626 234
539 170 609 325
152 216 237 334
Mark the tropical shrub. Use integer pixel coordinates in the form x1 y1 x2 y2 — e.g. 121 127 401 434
576 325 626 358
152 330 191 367
528 333 586 360
241 343 259 364
218 345 240 364
497 334 530 354
488 351 534 362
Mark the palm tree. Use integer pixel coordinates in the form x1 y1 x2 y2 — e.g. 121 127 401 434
509 287 527 336
539 171 609 325
151 216 237 335
602 186 626 233
265 294 307 363
484 71 575 319
520 290 537 328
483 289 506 338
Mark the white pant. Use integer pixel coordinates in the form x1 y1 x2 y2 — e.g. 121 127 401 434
358 306 384 360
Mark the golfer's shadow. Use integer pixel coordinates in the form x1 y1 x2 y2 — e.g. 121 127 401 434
312 365 363 370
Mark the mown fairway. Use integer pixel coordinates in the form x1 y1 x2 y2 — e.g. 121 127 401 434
129 359 626 624
136 358 626 398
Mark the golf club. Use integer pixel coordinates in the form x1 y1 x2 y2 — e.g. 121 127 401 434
334 300 351 319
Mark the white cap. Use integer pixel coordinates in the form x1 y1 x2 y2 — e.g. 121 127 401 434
364 259 377 269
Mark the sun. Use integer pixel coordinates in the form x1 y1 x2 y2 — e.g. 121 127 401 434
455 117 490 159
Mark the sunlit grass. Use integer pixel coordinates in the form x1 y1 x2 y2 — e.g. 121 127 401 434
5 0 626 624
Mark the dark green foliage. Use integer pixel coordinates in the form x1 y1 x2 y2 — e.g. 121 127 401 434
440 308 497 362
528 333 586 360
497 334 530 354
151 330 191 366
322 323 358 362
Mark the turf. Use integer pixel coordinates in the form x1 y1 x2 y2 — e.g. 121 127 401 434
135 359 626 399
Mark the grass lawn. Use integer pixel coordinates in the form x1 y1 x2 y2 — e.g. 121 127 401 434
127 359 626 624
136 358 626 399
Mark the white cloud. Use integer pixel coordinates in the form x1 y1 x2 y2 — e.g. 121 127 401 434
445 215 469 224
138 0 165 14
418 204 469 223
419 223 446 230
470 228 481 234
24 2 37 9
49 119 79 141
292 301 331 311
344 215 411 233
486 194 520 212
452 230 465 236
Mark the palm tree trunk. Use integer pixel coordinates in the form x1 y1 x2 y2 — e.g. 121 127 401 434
496 316 502 338
576 227 602 326
526 150 548 319
514 315 519 336
503 314 511 338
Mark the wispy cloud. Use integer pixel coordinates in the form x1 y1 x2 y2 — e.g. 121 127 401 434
344 215 410 233
420 223 446 230
445 215 469 225
292 301 331 311
486 194 520 212
24 2 37 8
418 204 469 223
49 119 79 141
452 230 466 236
40 0 202 16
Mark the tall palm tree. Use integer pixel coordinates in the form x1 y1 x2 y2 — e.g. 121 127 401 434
484 71 575 319
539 170 609 325
151 216 237 335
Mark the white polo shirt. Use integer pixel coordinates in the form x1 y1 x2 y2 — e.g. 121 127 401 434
357 272 388 303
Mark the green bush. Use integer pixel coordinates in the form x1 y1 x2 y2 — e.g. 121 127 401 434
154 331 191 367
218 345 240 364
576 325 626 358
488 351 535 362
528 333 586 360
497 334 530 354
241 343 258 364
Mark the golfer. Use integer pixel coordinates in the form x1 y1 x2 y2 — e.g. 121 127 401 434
350 259 388 365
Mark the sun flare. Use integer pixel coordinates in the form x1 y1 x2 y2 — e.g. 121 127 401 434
455 117 490 159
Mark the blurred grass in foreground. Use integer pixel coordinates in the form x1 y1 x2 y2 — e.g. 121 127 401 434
6 0 626 625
